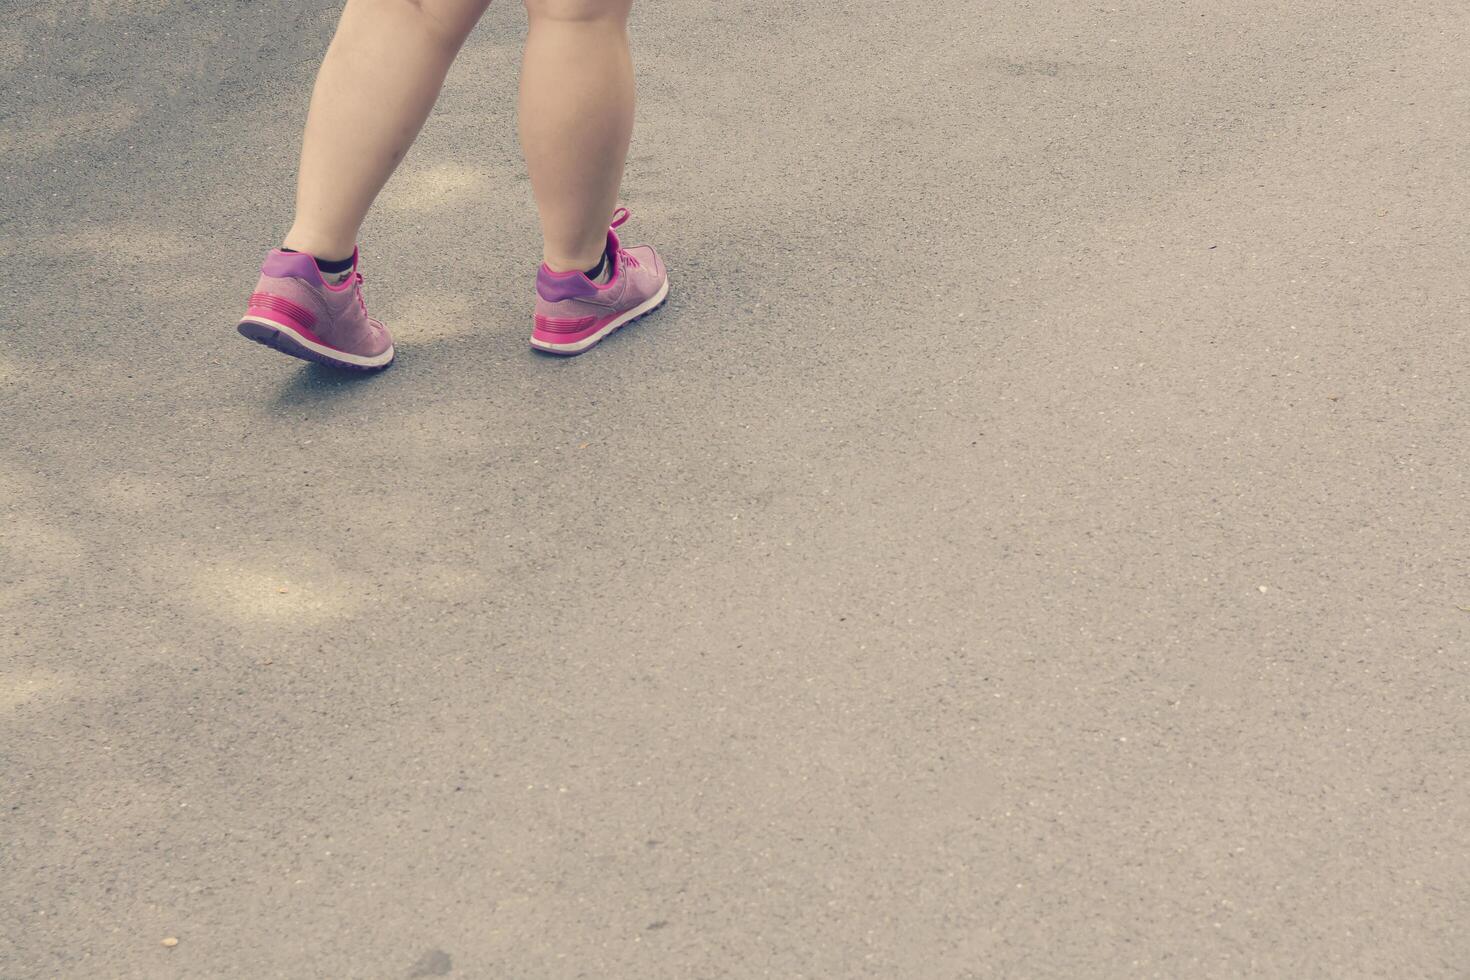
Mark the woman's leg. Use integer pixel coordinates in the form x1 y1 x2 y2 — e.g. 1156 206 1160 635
283 0 493 260
520 0 636 272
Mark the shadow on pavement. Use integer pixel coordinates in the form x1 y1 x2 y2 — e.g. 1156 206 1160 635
268 361 392 411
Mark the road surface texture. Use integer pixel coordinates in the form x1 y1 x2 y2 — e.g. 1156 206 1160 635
2 0 1467 977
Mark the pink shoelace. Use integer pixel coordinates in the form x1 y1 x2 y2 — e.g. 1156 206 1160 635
611 207 640 270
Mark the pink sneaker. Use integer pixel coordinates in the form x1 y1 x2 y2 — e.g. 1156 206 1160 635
237 248 395 371
530 208 669 355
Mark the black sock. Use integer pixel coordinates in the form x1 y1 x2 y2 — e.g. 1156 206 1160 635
282 248 354 276
584 250 611 282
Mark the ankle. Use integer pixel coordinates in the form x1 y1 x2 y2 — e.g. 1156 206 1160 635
543 250 607 275
282 227 356 265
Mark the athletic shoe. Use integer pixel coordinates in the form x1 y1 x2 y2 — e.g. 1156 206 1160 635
530 208 669 355
237 248 395 371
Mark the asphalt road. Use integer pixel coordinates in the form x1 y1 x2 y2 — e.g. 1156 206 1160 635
2 1 1467 977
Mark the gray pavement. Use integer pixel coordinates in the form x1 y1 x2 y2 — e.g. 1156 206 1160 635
2 0 1468 976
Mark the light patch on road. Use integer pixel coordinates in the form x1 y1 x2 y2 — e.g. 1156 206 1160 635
31 223 189 267
0 511 85 610
379 162 490 213
88 473 172 515
83 0 174 20
0 670 68 714
189 565 359 623
0 102 140 158
390 291 483 342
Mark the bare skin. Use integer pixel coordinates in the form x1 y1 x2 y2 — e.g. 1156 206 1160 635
282 0 635 275
519 0 635 271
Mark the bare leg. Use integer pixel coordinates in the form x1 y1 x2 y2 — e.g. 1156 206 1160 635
520 0 635 272
283 0 492 260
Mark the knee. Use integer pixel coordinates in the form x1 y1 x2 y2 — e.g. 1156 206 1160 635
523 0 631 24
377 0 490 42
